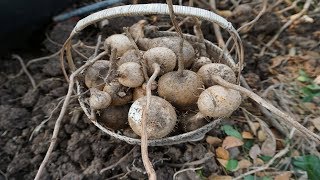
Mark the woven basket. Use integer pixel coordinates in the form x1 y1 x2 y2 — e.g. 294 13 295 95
62 3 243 146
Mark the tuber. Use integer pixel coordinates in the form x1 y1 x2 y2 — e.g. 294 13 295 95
128 95 177 139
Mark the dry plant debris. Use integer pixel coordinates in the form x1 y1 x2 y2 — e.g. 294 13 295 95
1 0 320 180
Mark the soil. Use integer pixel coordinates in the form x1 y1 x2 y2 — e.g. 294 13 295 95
1 1 319 180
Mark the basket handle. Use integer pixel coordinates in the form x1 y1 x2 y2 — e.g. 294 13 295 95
64 3 243 81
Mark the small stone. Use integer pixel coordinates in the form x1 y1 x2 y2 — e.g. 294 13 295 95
258 130 267 142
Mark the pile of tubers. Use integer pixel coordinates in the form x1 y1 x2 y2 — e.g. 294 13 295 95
84 21 242 139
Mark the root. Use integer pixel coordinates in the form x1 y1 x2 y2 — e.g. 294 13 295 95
209 0 226 48
173 166 203 180
166 0 185 76
12 54 37 89
34 51 107 180
123 27 149 81
212 75 320 143
141 63 160 180
100 146 137 174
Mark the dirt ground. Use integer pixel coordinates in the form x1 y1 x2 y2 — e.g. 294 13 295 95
0 1 319 180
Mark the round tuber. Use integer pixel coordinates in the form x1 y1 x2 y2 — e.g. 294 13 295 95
128 96 177 139
84 60 109 90
97 105 130 130
158 70 204 108
89 88 112 110
138 36 195 68
197 85 241 118
143 47 176 75
104 34 133 57
197 63 236 88
117 62 144 88
191 56 212 72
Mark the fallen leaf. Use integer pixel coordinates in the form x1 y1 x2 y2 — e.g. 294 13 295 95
275 171 292 180
216 147 229 160
290 149 300 157
226 159 239 171
249 144 261 160
261 137 276 156
314 75 320 85
208 175 232 180
254 158 264 166
311 117 320 131
206 136 222 147
247 120 260 135
258 130 267 142
238 159 252 169
217 158 228 168
222 136 244 149
217 10 233 18
242 131 254 139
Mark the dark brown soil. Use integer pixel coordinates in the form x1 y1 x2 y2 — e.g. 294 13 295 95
1 1 319 180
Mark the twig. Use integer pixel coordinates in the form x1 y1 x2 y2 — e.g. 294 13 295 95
237 0 268 33
34 51 107 180
141 63 160 180
93 35 102 57
166 0 185 76
212 75 320 143
258 0 312 56
173 166 203 180
167 17 192 31
167 152 214 167
277 0 302 14
105 48 117 84
12 54 37 89
209 0 226 48
234 129 296 180
193 17 207 57
100 146 137 173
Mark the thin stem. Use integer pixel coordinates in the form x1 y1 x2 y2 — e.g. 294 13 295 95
34 51 107 180
105 48 117 84
12 54 37 89
212 75 320 143
141 63 160 180
166 0 185 76
124 27 149 81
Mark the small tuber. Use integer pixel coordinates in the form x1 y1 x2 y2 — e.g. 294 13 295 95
104 34 133 57
197 85 241 118
89 88 112 110
84 60 109 90
197 63 236 88
117 62 144 88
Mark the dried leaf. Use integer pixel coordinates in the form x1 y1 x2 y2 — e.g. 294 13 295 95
217 10 233 18
238 159 252 169
314 75 320 85
274 172 292 180
216 147 230 160
208 175 232 180
261 137 276 156
217 158 228 168
242 131 254 139
311 117 320 131
249 144 261 160
258 130 267 142
206 136 222 147
222 136 244 149
254 158 264 166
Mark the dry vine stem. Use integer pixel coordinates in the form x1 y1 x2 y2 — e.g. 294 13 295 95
212 75 320 143
34 51 107 180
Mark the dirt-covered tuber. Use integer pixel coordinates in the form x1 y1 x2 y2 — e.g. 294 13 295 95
103 81 132 106
89 88 112 110
97 105 130 130
197 85 241 118
104 34 133 57
85 60 109 90
128 96 177 139
158 70 204 108
143 47 176 75
118 62 144 88
197 63 236 88
138 36 195 68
